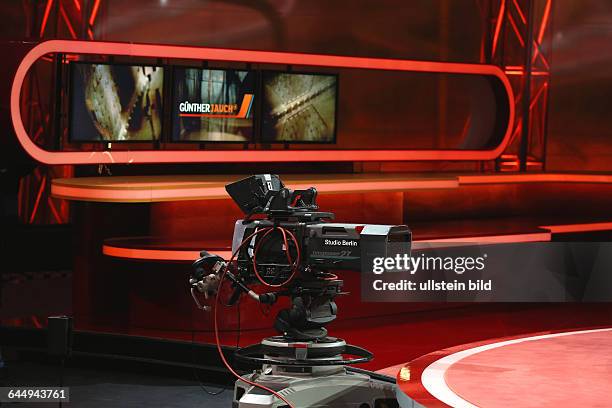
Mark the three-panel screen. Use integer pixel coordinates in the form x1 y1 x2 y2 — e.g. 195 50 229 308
69 62 337 144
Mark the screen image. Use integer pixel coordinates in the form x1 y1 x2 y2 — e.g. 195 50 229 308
172 68 255 142
261 72 337 143
70 63 164 142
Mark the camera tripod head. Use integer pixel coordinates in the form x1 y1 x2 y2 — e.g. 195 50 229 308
272 269 343 341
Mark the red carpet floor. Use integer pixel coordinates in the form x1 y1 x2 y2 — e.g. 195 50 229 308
406 327 612 407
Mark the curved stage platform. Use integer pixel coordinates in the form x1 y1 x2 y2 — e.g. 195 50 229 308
51 172 612 203
398 327 612 407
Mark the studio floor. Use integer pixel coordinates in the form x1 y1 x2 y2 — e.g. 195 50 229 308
0 360 233 408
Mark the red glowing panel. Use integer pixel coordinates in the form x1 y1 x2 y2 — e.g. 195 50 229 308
458 173 612 184
541 222 612 234
102 244 232 261
420 232 551 245
101 231 551 263
11 40 515 165
50 174 459 203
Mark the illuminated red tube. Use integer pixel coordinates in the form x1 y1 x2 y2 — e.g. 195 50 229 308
11 40 515 165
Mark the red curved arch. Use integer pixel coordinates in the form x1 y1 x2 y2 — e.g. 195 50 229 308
11 40 515 165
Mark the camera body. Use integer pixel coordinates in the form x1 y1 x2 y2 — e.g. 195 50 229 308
232 219 412 282
223 174 411 340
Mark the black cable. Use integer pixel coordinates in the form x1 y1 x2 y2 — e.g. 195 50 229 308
189 288 243 397
212 227 296 408
259 301 271 316
218 273 238 308
190 329 225 396
236 299 241 349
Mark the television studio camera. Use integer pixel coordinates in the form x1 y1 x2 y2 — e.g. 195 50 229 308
189 174 411 408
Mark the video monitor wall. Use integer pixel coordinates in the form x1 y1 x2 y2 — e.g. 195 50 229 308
261 72 338 143
171 68 255 142
69 63 164 142
68 63 338 144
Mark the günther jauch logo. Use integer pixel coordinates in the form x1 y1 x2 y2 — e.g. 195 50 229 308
178 94 254 118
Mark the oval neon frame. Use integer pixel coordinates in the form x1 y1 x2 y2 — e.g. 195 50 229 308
11 40 515 165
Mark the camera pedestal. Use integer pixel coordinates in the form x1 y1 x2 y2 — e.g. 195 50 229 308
232 337 398 408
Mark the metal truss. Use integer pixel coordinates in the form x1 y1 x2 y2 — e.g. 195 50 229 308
18 0 101 224
482 0 553 171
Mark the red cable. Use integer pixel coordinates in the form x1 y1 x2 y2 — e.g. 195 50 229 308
212 227 296 408
252 227 301 288
280 228 293 265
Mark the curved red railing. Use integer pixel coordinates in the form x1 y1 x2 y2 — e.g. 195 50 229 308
11 40 515 165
